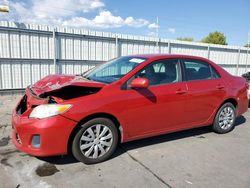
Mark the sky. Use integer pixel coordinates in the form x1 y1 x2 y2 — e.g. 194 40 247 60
0 0 250 46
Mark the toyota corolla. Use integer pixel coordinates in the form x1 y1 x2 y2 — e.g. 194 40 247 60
12 54 249 164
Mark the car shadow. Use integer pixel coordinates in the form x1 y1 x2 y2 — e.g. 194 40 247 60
234 115 246 126
117 115 246 152
137 89 157 103
37 115 246 165
37 154 79 165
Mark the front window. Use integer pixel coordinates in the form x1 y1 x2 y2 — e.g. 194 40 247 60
134 58 180 86
82 56 147 83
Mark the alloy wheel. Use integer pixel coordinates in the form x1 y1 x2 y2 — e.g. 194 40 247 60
218 106 235 130
79 124 113 159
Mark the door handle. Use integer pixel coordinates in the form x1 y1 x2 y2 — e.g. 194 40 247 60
176 89 187 94
216 84 225 89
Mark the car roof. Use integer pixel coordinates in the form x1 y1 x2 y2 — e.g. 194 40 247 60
129 54 208 60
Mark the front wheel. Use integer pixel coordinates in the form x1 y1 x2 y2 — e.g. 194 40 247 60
212 102 236 134
72 118 118 164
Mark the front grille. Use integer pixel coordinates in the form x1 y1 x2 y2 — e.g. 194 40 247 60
16 95 27 115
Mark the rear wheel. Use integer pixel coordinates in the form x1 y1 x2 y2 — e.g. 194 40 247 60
72 118 118 164
212 102 236 134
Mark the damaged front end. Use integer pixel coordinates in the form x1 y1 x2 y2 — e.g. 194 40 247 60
13 76 107 157
39 85 102 100
16 74 105 116
12 74 106 156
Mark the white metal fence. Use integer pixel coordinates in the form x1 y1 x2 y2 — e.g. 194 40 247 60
0 21 249 90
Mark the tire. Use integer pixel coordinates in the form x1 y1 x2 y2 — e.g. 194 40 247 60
72 118 118 164
212 102 236 134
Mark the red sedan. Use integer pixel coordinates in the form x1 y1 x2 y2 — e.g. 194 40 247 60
12 54 249 164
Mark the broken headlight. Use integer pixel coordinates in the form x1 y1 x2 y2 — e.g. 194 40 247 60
29 104 72 119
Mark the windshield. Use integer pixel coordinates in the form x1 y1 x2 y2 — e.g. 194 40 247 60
82 56 147 83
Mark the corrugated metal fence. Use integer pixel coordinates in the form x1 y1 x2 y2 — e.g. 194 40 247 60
0 21 249 90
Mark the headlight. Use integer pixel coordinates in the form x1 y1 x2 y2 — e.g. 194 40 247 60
29 104 72 119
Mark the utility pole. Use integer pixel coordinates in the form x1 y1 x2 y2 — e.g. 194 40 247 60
245 32 250 72
249 32 250 46
156 17 159 38
156 17 160 53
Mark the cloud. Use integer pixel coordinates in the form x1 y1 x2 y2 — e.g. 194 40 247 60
93 11 124 28
148 23 159 29
7 0 104 21
0 0 8 4
5 1 33 22
61 11 149 28
168 28 176 34
124 17 149 27
2 0 151 29
147 31 156 37
90 1 105 10
61 11 124 28
32 0 105 19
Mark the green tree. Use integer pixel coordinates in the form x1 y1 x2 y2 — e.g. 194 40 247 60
177 37 194 42
244 44 250 48
201 31 227 45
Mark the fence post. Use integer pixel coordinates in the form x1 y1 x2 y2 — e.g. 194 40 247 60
245 47 249 72
156 38 160 54
115 34 119 57
236 48 241 75
168 40 171 54
207 45 210 59
7 27 14 89
53 28 57 74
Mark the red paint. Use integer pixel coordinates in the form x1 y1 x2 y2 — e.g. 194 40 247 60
12 55 249 156
130 78 149 88
31 74 106 96
12 114 76 156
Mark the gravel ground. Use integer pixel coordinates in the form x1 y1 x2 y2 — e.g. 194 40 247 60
0 94 250 188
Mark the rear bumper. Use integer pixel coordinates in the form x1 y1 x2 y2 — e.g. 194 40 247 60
12 111 77 157
236 90 249 116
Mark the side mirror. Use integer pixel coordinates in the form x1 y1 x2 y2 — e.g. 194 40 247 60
130 78 149 89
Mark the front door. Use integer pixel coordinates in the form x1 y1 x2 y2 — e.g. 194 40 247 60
120 58 188 140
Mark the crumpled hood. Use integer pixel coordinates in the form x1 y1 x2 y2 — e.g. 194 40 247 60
30 74 106 96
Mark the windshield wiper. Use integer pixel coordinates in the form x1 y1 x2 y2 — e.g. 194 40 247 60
82 75 93 81
80 71 88 77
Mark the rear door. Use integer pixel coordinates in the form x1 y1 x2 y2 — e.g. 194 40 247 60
181 58 226 125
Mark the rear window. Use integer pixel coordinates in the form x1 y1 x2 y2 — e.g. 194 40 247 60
183 59 220 81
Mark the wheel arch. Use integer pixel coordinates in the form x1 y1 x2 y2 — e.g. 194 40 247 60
67 112 123 154
213 97 238 122
220 98 238 109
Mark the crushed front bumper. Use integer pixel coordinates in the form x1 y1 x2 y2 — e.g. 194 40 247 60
12 90 77 157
